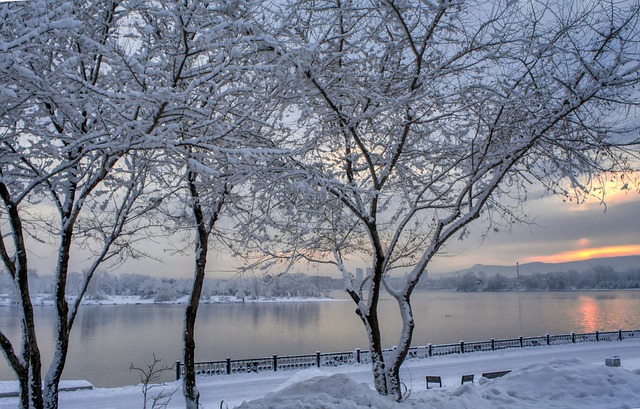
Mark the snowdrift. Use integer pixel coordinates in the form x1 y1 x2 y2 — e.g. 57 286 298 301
236 358 640 409
235 373 401 409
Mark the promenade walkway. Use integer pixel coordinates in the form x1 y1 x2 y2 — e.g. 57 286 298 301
1 338 638 409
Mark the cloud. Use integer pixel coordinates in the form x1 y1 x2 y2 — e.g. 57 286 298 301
430 193 640 273
522 244 640 264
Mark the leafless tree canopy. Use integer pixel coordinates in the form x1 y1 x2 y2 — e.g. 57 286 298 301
1 0 639 406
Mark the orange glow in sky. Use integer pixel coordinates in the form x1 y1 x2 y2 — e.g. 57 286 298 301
561 171 639 210
523 244 640 264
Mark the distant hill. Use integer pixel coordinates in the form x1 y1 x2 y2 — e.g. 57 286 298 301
439 255 640 278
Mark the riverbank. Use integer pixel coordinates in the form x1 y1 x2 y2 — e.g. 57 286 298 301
0 294 339 307
2 291 640 388
1 339 638 409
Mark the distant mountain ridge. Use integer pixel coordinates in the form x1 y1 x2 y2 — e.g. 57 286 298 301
440 255 640 278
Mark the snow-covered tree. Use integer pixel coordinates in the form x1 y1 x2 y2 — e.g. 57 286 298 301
257 0 640 400
0 1 163 407
3 0 639 406
115 1 287 407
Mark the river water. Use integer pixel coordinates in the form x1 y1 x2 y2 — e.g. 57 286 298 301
1 290 640 387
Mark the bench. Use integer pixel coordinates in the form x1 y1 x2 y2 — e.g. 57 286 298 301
461 374 474 385
481 370 511 379
425 375 442 389
0 380 93 398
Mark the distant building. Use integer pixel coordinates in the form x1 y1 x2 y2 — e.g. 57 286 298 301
314 275 343 290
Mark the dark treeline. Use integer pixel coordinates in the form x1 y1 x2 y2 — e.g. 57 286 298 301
6 266 639 301
426 266 640 292
0 271 340 302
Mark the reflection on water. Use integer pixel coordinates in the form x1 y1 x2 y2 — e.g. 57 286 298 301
573 293 638 332
578 297 600 333
1 290 640 387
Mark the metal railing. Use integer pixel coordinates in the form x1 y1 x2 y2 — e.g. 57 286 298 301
175 328 640 380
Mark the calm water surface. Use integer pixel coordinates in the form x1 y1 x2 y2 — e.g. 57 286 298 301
1 290 639 387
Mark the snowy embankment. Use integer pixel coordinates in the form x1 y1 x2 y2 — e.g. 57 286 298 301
2 339 638 409
0 294 337 307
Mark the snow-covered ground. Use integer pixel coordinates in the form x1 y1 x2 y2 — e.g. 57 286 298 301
1 339 638 409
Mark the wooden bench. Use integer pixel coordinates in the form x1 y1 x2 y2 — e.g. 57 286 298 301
461 374 474 385
425 375 442 389
481 370 511 379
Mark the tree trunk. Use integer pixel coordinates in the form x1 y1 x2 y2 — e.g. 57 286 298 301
367 319 388 396
23 285 43 409
9 203 43 409
18 376 28 409
43 323 70 409
385 296 415 401
43 380 60 409
42 207 75 409
13 275 43 409
347 242 390 396
183 173 212 409
356 300 388 396
1 327 30 409
183 251 206 409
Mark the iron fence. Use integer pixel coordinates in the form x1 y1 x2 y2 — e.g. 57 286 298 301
176 328 640 380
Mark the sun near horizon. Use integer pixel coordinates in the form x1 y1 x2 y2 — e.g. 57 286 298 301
523 244 640 264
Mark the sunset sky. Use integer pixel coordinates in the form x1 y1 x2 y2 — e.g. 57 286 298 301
26 178 640 279
427 186 640 274
122 183 640 279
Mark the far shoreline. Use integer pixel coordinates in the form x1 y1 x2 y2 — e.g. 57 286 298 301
3 288 640 307
0 294 342 307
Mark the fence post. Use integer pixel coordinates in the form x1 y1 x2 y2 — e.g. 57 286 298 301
356 348 361 364
273 355 278 372
175 361 181 381
460 341 464 354
596 331 599 342
546 334 550 346
316 351 321 368
619 329 623 341
519 336 523 348
226 358 231 375
491 338 495 351
571 333 575 343
428 344 432 357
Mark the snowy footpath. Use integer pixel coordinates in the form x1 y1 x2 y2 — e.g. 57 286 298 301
2 340 639 409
